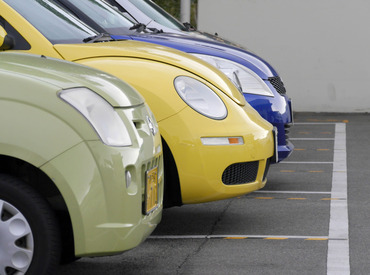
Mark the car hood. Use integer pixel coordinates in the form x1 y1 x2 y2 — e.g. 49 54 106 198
53 40 246 106
124 32 278 79
0 52 143 107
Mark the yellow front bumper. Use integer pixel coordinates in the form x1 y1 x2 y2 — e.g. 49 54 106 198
159 100 274 204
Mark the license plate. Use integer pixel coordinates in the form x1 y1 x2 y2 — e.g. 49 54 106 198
144 166 159 214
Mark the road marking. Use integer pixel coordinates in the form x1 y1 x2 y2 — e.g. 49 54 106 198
280 161 333 164
294 122 340 125
254 191 331 194
149 235 340 240
327 123 349 274
299 119 348 123
290 138 335 141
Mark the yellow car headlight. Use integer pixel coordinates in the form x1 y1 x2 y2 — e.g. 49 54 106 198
174 76 227 120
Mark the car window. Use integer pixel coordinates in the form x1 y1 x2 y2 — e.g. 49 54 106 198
0 16 30 50
126 0 187 31
4 0 98 44
55 0 135 34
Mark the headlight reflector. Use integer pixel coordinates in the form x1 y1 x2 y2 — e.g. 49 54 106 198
192 54 274 97
174 76 227 120
59 87 132 147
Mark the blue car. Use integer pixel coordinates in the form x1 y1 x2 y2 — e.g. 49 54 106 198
53 0 294 162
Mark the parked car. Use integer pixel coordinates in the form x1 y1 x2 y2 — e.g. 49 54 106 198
0 0 274 207
0 52 163 274
53 0 293 163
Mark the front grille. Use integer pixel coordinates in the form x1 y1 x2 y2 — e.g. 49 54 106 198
263 158 271 181
222 161 259 185
284 124 291 141
268 76 286 95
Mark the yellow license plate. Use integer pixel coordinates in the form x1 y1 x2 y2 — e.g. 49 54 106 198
145 166 159 214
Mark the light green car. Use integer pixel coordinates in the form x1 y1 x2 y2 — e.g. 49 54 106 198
0 52 163 274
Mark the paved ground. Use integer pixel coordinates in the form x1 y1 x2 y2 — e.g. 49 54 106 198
56 112 370 275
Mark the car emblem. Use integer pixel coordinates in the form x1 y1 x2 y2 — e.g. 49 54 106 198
146 115 156 136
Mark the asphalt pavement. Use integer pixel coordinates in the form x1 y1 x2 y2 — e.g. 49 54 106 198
56 112 370 275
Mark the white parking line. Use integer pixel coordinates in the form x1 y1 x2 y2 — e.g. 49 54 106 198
327 123 349 274
254 191 331 194
149 234 334 240
290 138 335 141
281 161 333 164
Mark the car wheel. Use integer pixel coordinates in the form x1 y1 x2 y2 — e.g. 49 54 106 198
0 174 61 275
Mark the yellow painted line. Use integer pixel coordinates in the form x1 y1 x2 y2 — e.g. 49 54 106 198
265 237 288 240
294 148 306 151
309 170 324 173
254 197 274 200
317 149 330 151
343 120 349 123
280 170 295 173
224 237 248 240
287 198 307 200
305 238 328 241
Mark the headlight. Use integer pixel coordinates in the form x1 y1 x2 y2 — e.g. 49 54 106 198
192 54 274 97
59 87 132 147
174 76 227 120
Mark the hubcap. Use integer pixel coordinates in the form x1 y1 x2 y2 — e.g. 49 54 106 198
0 199 34 275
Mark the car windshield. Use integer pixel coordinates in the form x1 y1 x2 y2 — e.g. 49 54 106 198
127 0 187 31
4 0 98 44
56 0 135 35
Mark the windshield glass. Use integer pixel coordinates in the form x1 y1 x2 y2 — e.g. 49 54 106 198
127 0 187 31
4 0 98 44
57 0 135 34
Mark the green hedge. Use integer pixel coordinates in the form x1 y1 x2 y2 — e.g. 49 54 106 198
154 0 198 27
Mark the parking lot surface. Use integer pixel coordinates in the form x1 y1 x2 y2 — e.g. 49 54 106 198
56 113 370 275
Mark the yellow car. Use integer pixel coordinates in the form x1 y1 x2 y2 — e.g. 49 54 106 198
0 0 275 206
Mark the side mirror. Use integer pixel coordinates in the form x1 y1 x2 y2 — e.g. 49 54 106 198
0 26 14 50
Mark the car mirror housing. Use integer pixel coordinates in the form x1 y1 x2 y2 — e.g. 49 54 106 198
0 26 14 50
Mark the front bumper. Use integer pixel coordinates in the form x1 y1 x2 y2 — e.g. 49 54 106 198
244 90 294 163
159 101 274 204
42 140 163 256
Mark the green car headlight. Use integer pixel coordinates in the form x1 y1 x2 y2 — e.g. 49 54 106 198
174 76 227 120
59 87 132 147
192 54 274 97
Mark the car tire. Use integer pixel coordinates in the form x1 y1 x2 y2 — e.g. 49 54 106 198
0 174 61 275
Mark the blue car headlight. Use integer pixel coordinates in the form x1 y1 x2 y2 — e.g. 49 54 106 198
192 54 274 97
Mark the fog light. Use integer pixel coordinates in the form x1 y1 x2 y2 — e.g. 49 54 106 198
125 171 132 189
201 137 244 145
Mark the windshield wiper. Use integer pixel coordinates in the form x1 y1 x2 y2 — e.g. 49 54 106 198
183 22 196 31
83 33 112 43
129 23 147 33
148 27 163 34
